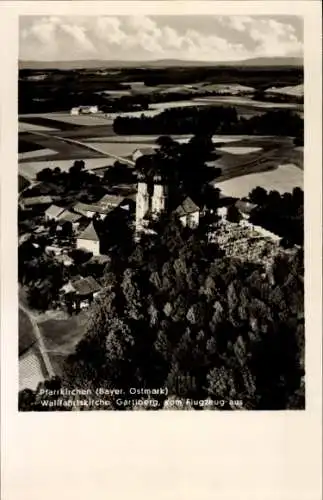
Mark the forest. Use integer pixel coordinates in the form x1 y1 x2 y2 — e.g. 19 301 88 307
19 212 304 411
113 107 303 137
19 65 303 114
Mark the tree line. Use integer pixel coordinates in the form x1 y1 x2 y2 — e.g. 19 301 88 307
113 107 303 138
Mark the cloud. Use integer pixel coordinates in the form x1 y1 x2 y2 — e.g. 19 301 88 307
60 24 96 54
218 16 253 32
19 15 303 61
248 18 302 57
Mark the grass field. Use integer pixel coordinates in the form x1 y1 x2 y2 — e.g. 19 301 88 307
86 141 159 157
217 146 263 155
39 311 88 355
19 148 58 161
209 141 303 182
19 308 35 356
82 134 193 143
39 311 89 376
19 121 58 133
19 115 81 131
19 138 44 154
19 133 106 162
194 95 302 110
216 164 303 198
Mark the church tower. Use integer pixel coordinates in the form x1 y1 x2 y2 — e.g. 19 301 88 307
151 173 167 220
135 173 149 230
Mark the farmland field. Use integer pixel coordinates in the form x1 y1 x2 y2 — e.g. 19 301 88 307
19 115 81 131
86 141 159 157
18 133 106 162
216 146 263 155
19 121 58 133
19 148 58 161
81 134 194 143
19 138 44 154
194 95 302 110
216 164 303 198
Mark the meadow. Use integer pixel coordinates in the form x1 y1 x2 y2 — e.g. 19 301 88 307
216 164 303 198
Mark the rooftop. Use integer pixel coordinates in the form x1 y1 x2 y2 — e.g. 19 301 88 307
57 210 83 224
173 197 200 217
235 200 257 215
133 147 157 157
72 276 101 296
45 205 65 218
97 193 125 208
77 221 100 242
74 201 113 215
23 196 53 206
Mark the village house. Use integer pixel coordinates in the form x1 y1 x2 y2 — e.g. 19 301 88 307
218 200 257 224
132 147 157 163
98 193 126 209
173 197 200 229
73 201 113 220
20 195 53 210
60 276 102 311
44 204 65 221
45 245 63 257
70 105 99 115
56 209 83 231
76 221 101 256
54 253 74 267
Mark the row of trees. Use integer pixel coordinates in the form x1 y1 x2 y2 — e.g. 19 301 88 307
248 186 304 246
114 108 303 138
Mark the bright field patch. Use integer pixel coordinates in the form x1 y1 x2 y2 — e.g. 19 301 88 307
19 148 58 161
19 121 58 133
217 146 263 155
216 164 303 198
86 142 159 157
39 112 113 127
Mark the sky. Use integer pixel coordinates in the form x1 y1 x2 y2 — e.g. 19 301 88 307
19 15 303 62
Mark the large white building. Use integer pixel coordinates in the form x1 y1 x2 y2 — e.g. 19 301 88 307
76 221 101 256
70 105 99 115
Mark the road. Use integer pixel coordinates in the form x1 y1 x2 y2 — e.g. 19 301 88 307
26 130 136 167
19 301 55 379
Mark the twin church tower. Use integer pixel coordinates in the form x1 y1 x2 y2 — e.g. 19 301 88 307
135 172 167 232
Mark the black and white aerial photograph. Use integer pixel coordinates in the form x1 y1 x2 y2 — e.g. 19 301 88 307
18 14 304 411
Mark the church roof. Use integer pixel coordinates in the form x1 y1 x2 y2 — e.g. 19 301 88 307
77 222 100 241
173 197 200 217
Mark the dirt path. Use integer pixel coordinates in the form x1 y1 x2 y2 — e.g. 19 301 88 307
19 302 55 379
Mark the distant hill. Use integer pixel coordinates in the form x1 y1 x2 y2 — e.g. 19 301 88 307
19 56 303 71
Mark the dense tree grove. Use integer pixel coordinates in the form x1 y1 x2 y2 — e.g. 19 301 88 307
113 108 303 138
249 187 304 245
19 215 305 411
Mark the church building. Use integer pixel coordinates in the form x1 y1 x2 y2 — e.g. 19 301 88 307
135 171 200 236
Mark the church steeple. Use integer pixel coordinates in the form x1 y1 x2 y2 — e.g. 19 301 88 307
135 172 149 230
151 173 167 219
